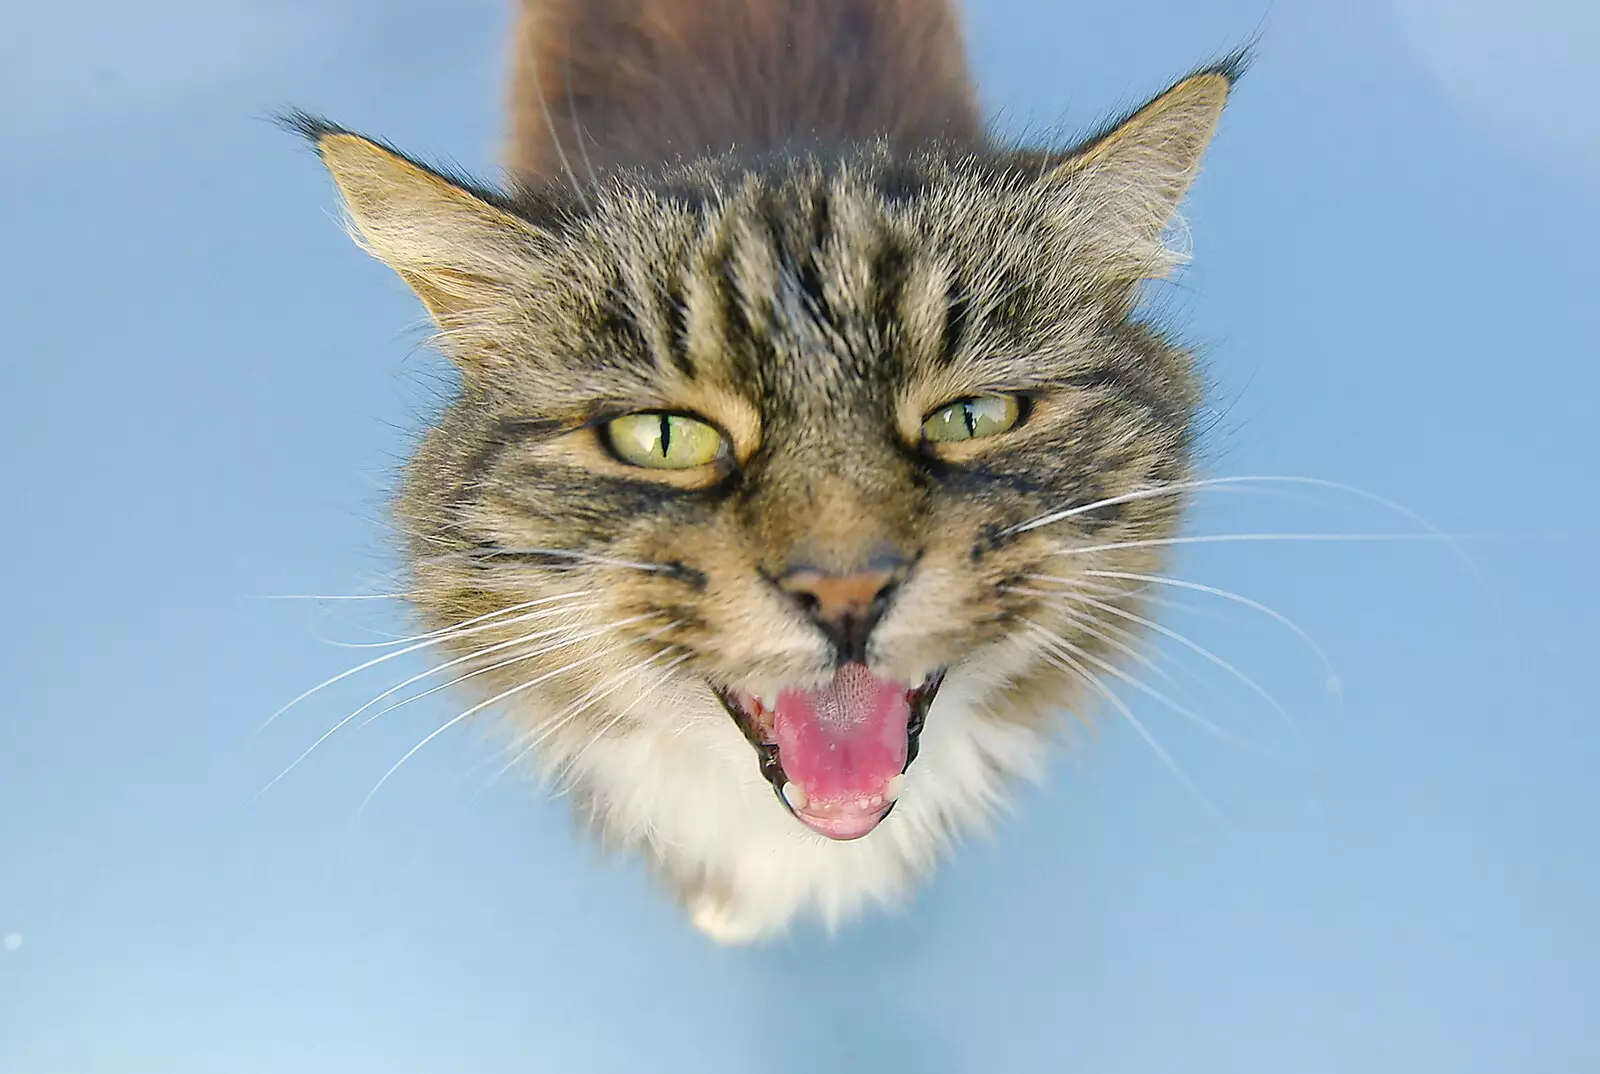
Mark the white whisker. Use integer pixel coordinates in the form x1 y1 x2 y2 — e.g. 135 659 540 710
428 546 679 576
482 644 689 788
1031 584 1301 747
1082 569 1342 694
258 607 640 795
253 593 412 601
560 26 601 191
320 590 597 651
257 592 597 735
1005 478 1260 535
1002 586 1184 692
1006 579 1191 616
549 651 696 792
1055 532 1462 558
1032 639 1242 844
1012 474 1506 630
1023 619 1286 762
354 611 662 730
357 626 680 811
523 33 592 210
1006 474 1452 539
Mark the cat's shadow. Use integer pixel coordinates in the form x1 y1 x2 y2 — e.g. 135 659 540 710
751 922 961 1074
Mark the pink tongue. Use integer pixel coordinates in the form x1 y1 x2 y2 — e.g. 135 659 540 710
772 663 909 827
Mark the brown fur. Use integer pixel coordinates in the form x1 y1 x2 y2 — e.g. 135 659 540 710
508 0 983 182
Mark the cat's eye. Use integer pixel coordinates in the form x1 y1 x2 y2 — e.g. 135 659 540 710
604 412 726 469
921 394 1022 444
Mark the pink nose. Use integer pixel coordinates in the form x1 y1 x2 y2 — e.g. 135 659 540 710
778 568 897 622
777 565 905 661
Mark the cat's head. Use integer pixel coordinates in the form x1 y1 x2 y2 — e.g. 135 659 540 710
297 66 1233 840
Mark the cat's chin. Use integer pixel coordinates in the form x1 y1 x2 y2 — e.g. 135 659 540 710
714 665 945 840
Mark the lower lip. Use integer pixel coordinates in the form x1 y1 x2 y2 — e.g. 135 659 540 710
794 807 889 841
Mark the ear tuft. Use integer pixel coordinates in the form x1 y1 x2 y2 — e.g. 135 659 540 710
277 108 351 148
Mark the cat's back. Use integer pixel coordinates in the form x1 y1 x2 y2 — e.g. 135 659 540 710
508 0 983 184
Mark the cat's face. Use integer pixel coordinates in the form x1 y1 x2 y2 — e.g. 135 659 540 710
298 70 1226 840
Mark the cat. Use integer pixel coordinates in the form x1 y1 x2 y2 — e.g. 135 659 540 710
290 0 1240 944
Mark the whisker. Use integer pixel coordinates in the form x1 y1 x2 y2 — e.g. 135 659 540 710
1081 569 1342 694
482 644 688 788
1031 584 1301 747
1005 474 1450 538
1004 476 1266 536
420 546 680 576
1063 531 1463 554
1006 579 1191 616
1013 474 1506 631
1022 619 1288 762
561 23 601 190
1066 575 1245 625
549 651 696 792
353 611 662 731
321 628 430 649
252 593 412 601
258 607 639 794
357 625 681 811
256 592 599 735
1002 586 1185 692
1031 641 1242 844
320 590 596 650
523 32 591 210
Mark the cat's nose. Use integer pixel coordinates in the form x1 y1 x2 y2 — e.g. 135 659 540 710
777 560 907 663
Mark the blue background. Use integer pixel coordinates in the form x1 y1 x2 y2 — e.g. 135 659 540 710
3 1 1597 1070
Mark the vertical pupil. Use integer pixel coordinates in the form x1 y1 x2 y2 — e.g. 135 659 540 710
962 402 977 437
659 414 672 456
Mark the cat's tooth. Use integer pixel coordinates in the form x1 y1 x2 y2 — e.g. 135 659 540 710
781 781 809 812
755 690 778 713
885 774 906 802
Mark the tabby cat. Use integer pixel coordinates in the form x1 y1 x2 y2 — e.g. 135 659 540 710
292 0 1240 943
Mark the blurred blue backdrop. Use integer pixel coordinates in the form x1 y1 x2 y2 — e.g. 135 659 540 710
2 1 1596 1071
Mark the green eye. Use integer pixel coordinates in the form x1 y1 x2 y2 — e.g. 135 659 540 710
921 395 1022 444
604 412 725 469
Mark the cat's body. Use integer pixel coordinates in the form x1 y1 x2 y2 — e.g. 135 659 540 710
295 0 1237 943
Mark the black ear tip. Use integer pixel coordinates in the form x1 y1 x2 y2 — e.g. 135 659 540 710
276 108 350 148
1203 43 1257 87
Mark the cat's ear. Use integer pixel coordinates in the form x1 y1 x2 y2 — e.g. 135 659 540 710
1040 62 1239 282
291 114 554 351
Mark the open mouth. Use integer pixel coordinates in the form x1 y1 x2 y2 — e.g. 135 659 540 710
714 664 945 840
